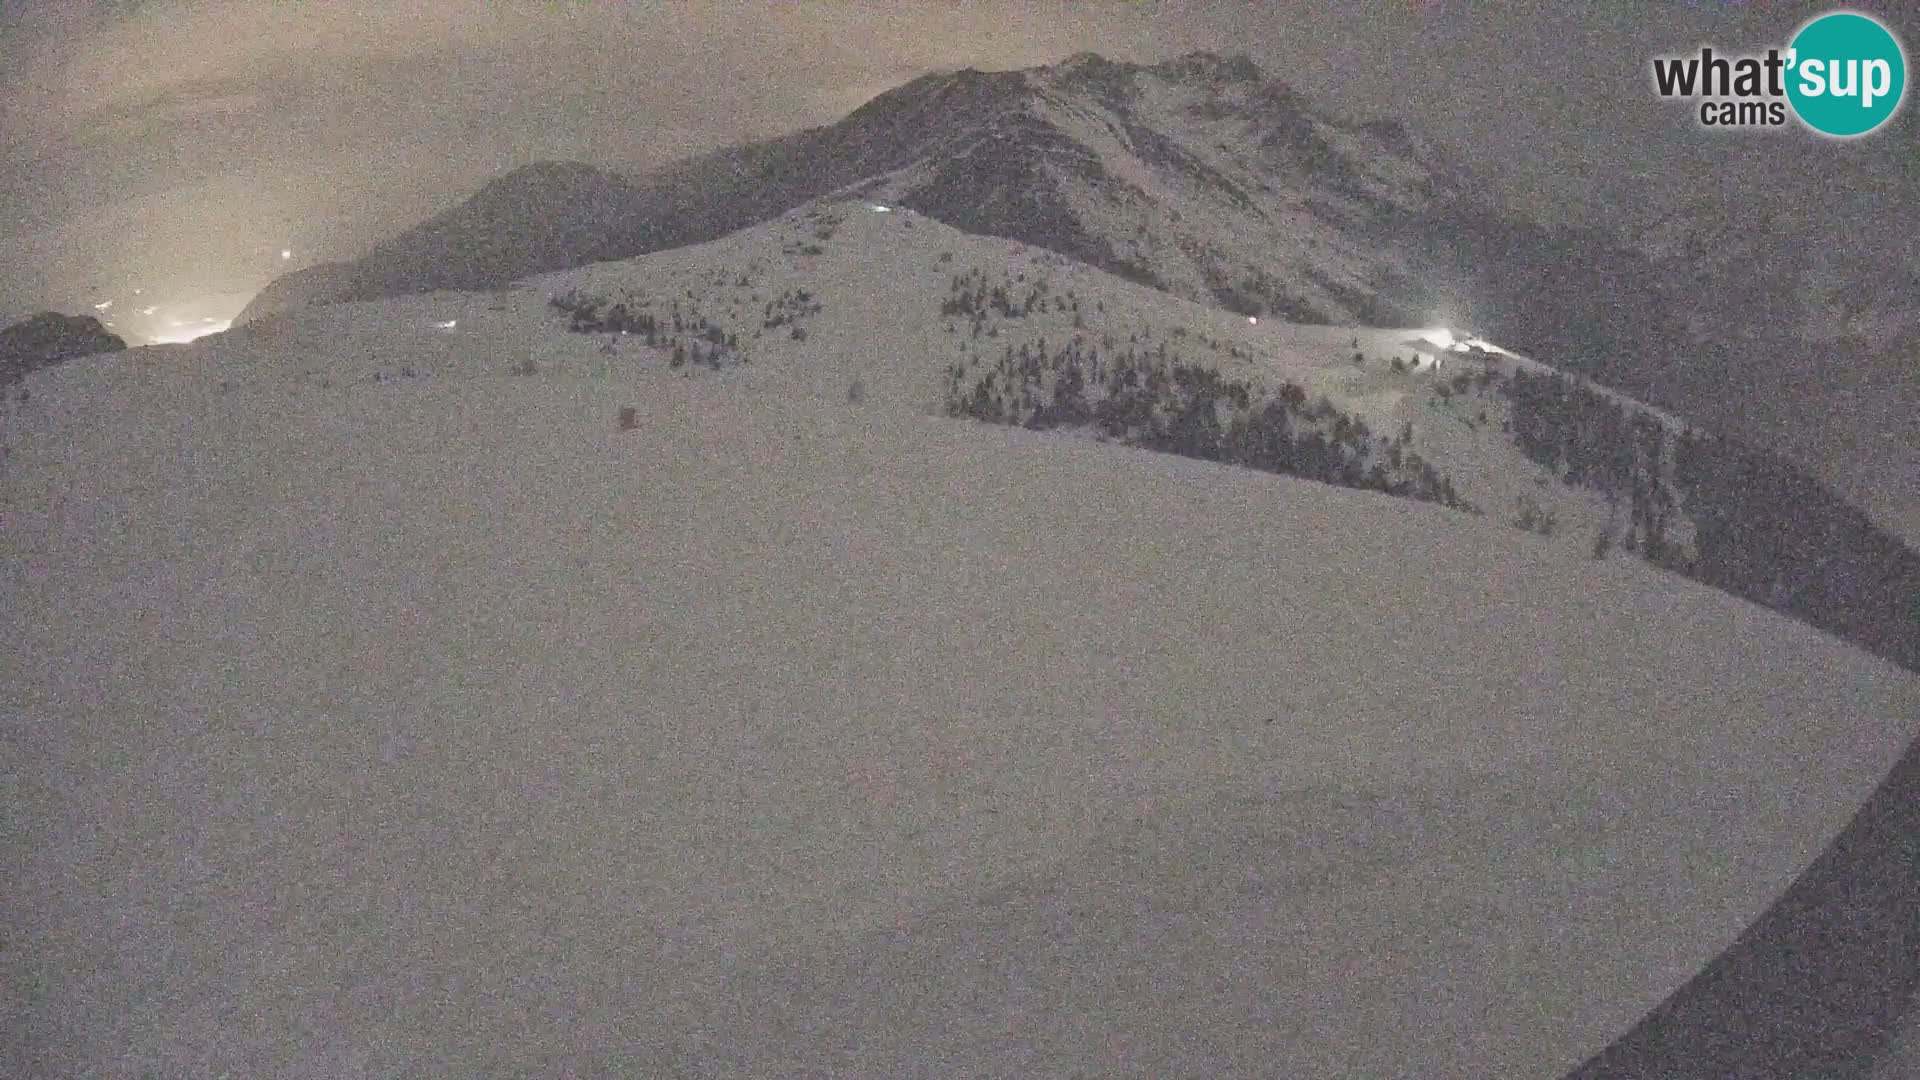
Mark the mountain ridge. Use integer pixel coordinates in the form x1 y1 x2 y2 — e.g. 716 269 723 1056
232 48 1918 562
259 192 1920 678
0 310 126 387
239 50 1460 328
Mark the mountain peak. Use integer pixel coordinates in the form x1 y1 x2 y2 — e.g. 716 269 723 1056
1151 50 1265 83
1058 51 1112 69
499 160 606 180
241 49 1447 327
846 64 1034 129
478 160 633 197
1048 49 1266 87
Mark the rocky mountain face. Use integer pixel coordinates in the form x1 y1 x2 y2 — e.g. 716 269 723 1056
862 51 1460 326
1630 193 1920 353
0 311 126 386
239 51 1463 327
1615 199 1920 540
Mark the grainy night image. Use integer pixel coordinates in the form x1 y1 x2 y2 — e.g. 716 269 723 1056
4 2 1919 1076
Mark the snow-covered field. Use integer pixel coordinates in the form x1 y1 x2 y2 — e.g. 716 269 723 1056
1872 1007 1920 1078
5 207 1919 1078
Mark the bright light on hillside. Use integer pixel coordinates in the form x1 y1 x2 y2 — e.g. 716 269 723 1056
147 318 231 345
1417 327 1509 355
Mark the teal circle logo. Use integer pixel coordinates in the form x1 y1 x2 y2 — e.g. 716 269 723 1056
1786 11 1907 137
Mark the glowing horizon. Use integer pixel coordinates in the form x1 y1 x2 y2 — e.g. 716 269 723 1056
144 318 232 345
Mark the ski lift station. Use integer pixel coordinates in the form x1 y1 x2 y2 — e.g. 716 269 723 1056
1402 326 1506 372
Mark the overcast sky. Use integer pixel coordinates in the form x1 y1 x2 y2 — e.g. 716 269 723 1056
1 0 1914 324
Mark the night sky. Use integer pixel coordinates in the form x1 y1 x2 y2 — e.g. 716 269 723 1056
2 0 1914 333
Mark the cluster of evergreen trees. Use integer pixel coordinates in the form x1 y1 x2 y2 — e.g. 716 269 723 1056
1201 264 1322 323
942 334 1471 512
940 269 1084 325
1500 365 1920 672
547 289 744 371
779 210 839 257
762 288 822 337
1502 368 1681 562
1673 430 1920 671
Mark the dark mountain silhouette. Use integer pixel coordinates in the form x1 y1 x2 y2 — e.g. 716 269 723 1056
1 311 126 386
240 51 1463 327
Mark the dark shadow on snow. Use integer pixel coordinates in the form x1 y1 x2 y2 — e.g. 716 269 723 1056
1567 730 1920 1077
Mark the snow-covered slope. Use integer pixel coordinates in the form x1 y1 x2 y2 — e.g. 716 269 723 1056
0 310 126 385
6 199 1920 1078
507 198 1920 678
206 200 1920 672
525 203 1648 558
1871 1009 1920 1079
